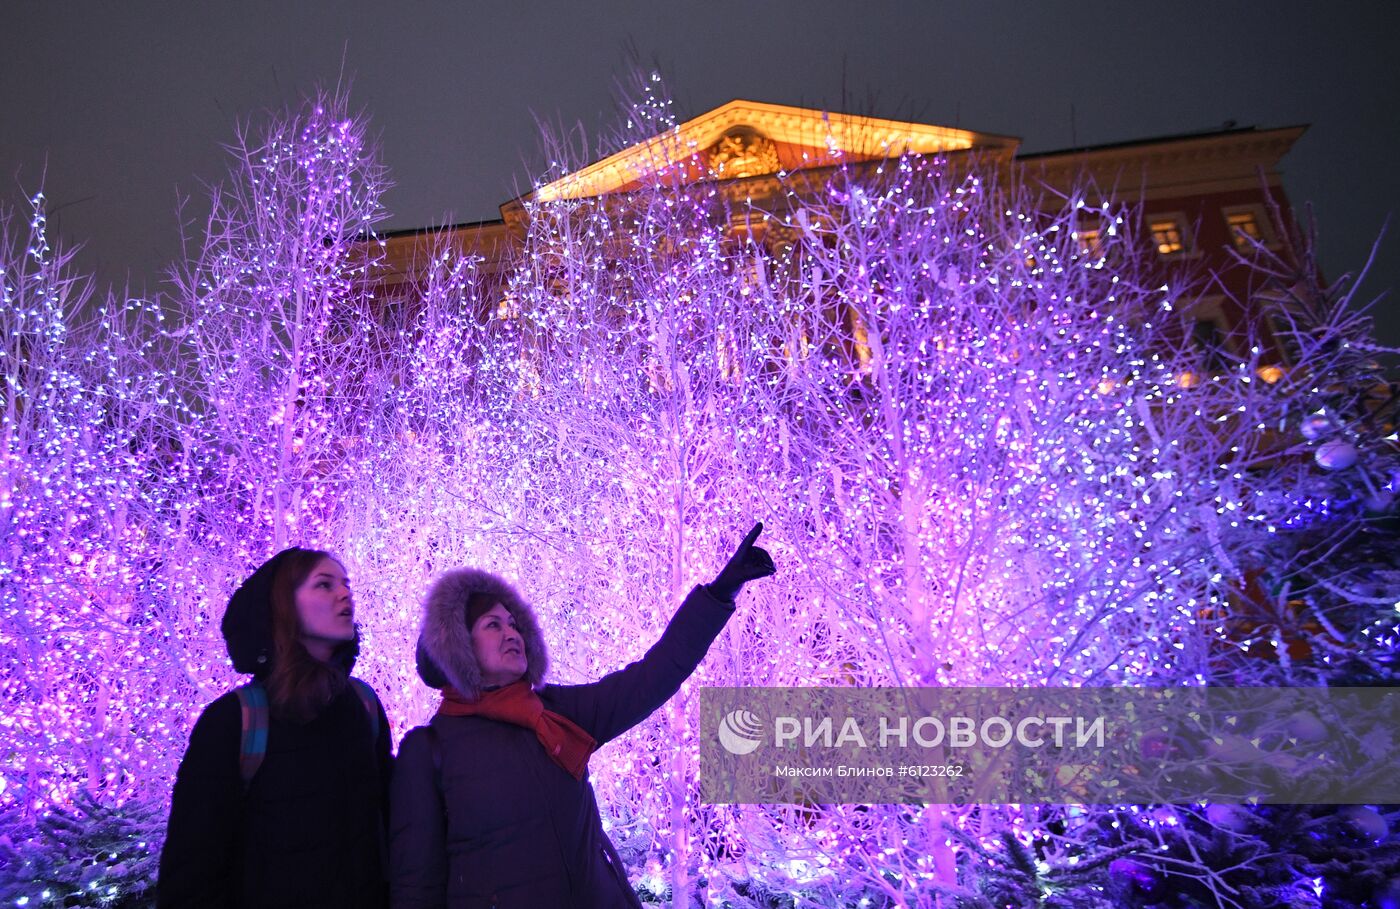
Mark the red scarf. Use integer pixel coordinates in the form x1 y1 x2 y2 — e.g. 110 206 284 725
437 680 596 780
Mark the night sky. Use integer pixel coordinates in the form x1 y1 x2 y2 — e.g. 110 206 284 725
4 2 1398 346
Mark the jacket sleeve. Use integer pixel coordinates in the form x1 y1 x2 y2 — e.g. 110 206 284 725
157 694 242 909
551 584 735 745
389 725 446 909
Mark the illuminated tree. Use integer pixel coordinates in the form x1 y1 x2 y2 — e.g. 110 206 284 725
332 239 504 730
167 87 391 557
1 90 398 907
0 193 180 904
1200 221 1400 687
144 87 401 743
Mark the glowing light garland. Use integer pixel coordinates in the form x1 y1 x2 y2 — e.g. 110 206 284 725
1 82 1397 907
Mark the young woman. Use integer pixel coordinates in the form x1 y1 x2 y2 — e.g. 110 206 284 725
390 523 775 908
159 547 393 909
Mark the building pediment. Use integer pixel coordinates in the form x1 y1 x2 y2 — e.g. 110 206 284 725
533 99 1020 202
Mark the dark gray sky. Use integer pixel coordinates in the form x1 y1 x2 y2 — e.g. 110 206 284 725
5 2 1398 345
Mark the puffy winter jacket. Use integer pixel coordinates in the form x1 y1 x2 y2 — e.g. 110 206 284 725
391 579 734 908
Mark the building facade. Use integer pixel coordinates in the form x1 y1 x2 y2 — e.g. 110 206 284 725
370 99 1305 364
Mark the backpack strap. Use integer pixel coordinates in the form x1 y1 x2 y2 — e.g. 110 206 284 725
235 677 381 790
348 677 382 742
234 681 270 789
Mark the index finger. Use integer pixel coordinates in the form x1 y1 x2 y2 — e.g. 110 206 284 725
739 521 764 551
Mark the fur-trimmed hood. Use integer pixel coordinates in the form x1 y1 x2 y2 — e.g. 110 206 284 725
415 568 548 700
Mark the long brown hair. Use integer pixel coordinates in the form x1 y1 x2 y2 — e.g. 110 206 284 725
266 548 350 723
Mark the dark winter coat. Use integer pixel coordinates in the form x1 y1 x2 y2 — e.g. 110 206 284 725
391 576 735 909
158 550 392 909
158 683 393 908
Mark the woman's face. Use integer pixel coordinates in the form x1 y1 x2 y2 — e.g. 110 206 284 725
471 602 527 688
294 557 356 657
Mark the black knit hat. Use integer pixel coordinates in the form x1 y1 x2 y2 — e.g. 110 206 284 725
221 547 310 676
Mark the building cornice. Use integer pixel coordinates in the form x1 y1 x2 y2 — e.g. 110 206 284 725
532 99 1020 203
1019 126 1307 203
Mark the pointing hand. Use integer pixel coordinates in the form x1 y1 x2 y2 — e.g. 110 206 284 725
707 522 776 603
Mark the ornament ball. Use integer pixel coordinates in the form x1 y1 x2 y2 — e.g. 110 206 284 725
1315 439 1357 471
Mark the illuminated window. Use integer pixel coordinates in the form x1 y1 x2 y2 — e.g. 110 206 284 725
1074 228 1102 256
1226 211 1261 248
1148 215 1190 256
1223 206 1273 251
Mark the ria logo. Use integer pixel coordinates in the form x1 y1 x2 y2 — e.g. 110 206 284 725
717 708 764 755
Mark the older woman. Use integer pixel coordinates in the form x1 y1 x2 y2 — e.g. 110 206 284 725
159 548 392 909
390 523 775 908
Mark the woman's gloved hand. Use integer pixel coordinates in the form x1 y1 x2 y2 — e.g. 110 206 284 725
707 522 776 603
